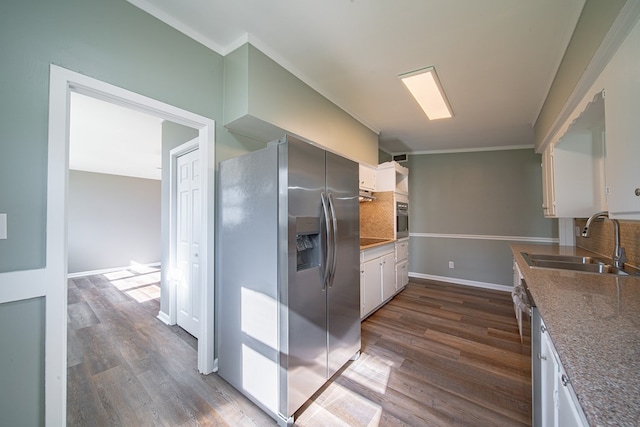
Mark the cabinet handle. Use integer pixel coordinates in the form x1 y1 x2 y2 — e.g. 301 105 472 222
635 188 640 197
541 325 547 333
537 353 547 361
561 374 570 387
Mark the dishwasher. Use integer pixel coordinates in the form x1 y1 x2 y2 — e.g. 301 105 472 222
512 261 541 427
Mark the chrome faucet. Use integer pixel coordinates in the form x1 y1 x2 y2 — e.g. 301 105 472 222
582 211 627 269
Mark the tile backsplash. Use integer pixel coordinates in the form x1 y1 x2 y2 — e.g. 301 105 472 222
575 218 640 269
360 191 395 239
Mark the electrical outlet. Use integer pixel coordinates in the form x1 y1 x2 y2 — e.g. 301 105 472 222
448 261 454 269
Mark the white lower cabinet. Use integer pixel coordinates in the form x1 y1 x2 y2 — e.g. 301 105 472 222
395 238 409 290
396 260 408 290
360 243 397 319
381 252 396 301
539 320 588 427
362 257 382 318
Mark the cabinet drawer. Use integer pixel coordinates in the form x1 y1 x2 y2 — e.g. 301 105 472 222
361 243 394 263
395 240 409 262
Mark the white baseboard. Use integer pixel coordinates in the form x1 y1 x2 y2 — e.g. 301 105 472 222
67 261 161 278
157 310 172 325
409 272 512 293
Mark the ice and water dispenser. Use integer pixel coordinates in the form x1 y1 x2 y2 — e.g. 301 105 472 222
295 217 320 271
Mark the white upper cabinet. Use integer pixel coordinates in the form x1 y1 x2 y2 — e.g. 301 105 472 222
376 161 409 194
358 164 377 192
603 19 640 219
542 93 607 218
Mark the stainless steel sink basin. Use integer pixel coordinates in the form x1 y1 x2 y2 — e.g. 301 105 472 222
521 252 629 276
526 253 601 264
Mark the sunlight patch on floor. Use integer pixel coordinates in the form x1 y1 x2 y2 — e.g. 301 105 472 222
101 266 161 304
103 270 135 280
342 352 393 395
297 380 382 427
126 284 161 303
111 272 161 290
129 262 160 275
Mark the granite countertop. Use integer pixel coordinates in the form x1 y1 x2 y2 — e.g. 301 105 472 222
511 243 640 426
360 237 396 250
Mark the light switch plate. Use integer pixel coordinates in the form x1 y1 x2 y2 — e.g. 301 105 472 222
0 214 6 239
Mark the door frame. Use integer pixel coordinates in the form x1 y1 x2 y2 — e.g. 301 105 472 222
166 139 199 327
47 64 216 425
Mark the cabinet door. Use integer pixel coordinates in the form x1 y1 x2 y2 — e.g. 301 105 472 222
362 258 382 317
396 260 408 289
540 323 588 427
557 372 587 427
604 21 640 219
360 263 365 318
358 164 376 191
381 253 396 301
540 326 558 427
541 145 556 218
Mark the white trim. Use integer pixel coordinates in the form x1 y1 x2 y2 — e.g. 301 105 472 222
0 269 48 304
157 310 172 325
537 1 640 153
409 272 512 292
405 144 534 156
410 232 559 244
66 262 161 279
167 138 200 327
47 64 216 427
126 0 226 55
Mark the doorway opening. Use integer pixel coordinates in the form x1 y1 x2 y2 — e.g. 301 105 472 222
47 64 216 425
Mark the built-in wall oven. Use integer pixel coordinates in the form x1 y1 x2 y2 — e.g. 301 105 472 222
396 200 409 238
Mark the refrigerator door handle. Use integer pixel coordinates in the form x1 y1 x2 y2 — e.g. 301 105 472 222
320 192 332 291
327 193 339 288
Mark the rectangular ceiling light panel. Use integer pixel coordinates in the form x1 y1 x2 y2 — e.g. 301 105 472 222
399 66 453 120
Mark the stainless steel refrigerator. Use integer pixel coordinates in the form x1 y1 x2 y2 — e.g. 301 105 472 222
217 135 361 426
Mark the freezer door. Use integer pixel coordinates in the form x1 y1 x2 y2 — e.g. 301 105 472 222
326 151 361 377
280 136 329 417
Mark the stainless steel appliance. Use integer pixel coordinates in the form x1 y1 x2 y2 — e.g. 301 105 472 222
217 135 361 426
396 200 409 238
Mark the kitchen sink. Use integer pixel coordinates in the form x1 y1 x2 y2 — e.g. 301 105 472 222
525 253 601 264
521 252 629 276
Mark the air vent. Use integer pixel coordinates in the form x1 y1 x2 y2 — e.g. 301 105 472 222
393 153 408 163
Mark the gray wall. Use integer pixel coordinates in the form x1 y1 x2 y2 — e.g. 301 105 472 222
224 44 379 164
378 149 392 164
0 0 229 422
0 297 45 427
68 170 161 274
407 149 557 286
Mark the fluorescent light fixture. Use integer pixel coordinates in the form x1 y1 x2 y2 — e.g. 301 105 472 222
399 66 453 120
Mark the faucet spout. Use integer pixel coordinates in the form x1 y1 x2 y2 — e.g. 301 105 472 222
582 211 608 237
582 211 627 269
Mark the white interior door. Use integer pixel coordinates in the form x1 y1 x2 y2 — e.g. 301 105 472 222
176 148 201 337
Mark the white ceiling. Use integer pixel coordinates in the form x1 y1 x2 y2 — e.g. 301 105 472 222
129 0 585 154
70 92 164 180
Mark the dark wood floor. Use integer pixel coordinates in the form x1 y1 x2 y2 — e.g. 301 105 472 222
67 273 531 426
